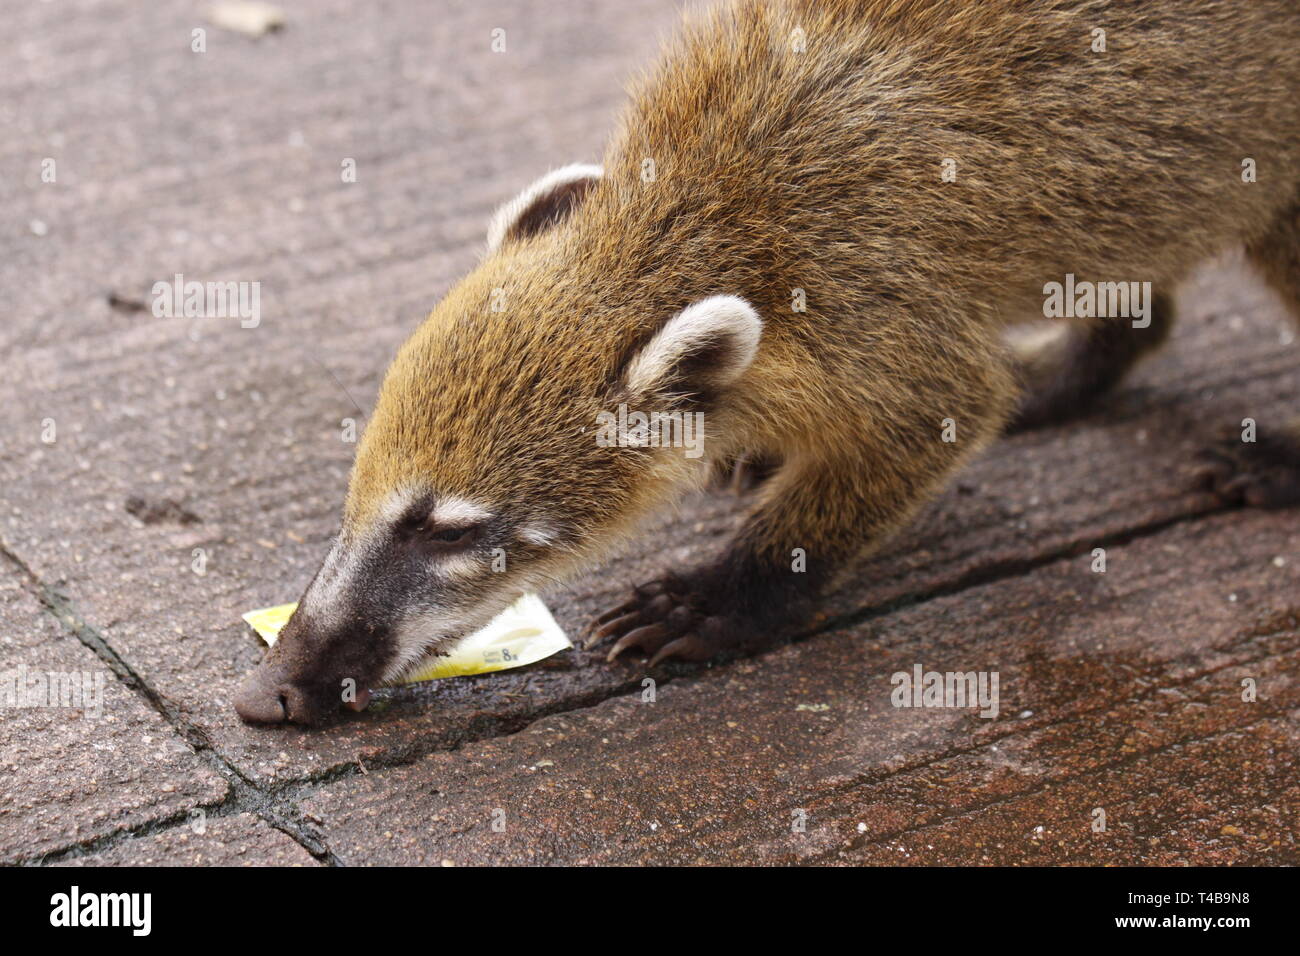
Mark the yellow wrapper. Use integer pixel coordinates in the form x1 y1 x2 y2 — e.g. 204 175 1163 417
242 594 571 684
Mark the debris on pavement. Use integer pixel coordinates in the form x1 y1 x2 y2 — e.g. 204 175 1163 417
207 2 286 37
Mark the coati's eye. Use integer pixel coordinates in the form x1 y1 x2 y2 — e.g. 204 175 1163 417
429 524 477 547
398 515 481 549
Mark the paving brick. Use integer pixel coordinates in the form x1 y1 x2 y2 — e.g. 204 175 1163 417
0 566 228 863
51 812 319 867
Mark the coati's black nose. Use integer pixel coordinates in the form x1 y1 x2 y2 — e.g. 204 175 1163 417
233 670 289 724
235 669 357 725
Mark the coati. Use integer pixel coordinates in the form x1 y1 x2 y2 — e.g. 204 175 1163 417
235 0 1300 724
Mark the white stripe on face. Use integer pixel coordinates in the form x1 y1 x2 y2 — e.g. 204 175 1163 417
375 490 500 676
435 551 484 581
518 520 562 547
382 606 474 683
375 487 494 533
430 495 493 527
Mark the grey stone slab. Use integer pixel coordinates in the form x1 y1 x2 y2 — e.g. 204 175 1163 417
52 811 319 866
0 566 229 863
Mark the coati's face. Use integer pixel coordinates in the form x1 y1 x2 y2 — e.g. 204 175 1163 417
234 165 763 724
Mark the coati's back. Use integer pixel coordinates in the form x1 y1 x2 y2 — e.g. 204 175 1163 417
578 0 1300 330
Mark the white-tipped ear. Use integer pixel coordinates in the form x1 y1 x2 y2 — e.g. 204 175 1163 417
486 163 602 253
624 295 763 401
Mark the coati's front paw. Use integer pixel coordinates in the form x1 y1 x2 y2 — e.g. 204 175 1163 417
1193 425 1300 508
585 574 755 666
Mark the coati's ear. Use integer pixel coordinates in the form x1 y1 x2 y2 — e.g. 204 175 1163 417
486 163 602 252
622 295 763 404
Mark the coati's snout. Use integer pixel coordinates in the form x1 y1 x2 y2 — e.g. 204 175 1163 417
233 607 390 725
234 503 529 725
232 631 379 726
233 535 401 724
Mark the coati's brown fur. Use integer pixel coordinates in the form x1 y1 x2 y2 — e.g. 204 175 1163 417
236 0 1300 724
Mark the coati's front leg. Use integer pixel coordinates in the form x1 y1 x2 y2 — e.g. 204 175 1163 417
591 414 1000 665
589 454 849 664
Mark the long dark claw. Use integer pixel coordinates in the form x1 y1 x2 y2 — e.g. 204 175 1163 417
589 575 740 665
592 598 642 628
586 593 675 648
648 634 711 666
606 623 671 662
589 611 643 645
